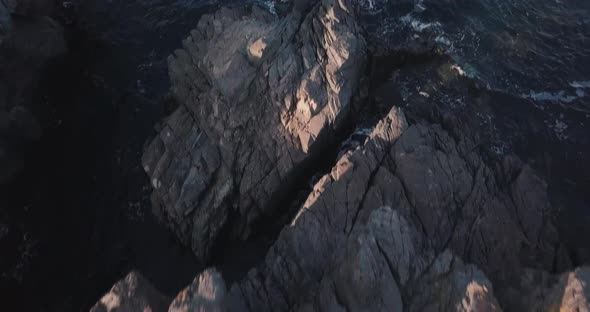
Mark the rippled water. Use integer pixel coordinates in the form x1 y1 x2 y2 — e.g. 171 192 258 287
357 0 590 113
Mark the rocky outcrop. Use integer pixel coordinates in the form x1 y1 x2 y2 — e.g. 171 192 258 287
120 1 585 311
158 102 569 312
91 271 171 312
126 99 563 311
142 0 367 262
219 99 552 310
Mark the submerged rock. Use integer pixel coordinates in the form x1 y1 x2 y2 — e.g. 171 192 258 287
142 0 366 262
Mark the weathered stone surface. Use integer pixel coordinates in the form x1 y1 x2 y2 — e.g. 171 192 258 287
91 271 171 312
169 269 227 312
143 0 367 262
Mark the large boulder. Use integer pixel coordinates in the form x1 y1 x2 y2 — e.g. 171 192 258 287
142 0 367 262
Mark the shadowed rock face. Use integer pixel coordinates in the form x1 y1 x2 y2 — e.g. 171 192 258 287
142 0 366 262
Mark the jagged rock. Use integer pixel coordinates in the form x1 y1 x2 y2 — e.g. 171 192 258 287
218 100 557 310
169 269 227 312
91 271 171 312
143 0 367 262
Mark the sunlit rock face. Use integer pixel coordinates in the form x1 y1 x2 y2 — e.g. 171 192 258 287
544 268 590 312
91 272 171 312
142 0 366 262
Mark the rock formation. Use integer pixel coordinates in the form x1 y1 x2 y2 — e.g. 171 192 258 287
92 0 589 311
142 0 366 262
